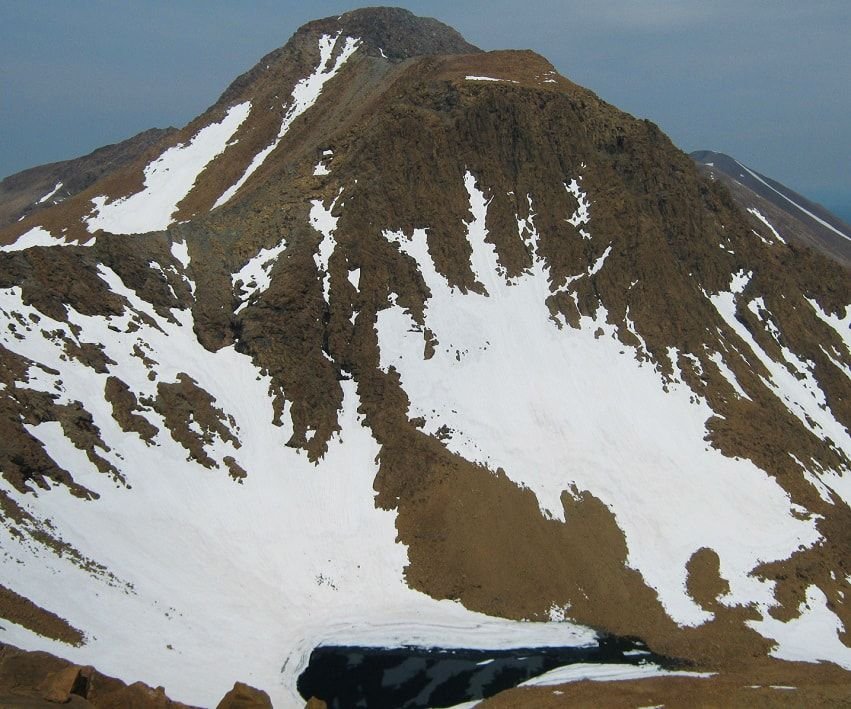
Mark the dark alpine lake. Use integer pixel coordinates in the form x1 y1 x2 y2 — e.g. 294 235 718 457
297 635 677 708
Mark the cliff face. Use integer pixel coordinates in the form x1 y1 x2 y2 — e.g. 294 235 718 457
0 7 849 707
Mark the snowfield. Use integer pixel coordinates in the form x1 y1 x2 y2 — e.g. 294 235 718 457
375 171 849 651
86 102 251 235
0 262 600 706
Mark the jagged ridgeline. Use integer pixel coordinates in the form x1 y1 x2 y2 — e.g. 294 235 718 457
1 7 850 708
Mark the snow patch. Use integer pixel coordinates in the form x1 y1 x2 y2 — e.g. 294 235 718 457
310 189 343 303
624 306 648 354
708 350 750 400
232 239 288 313
214 34 360 208
463 170 506 290
465 75 515 82
37 182 63 204
565 178 591 239
750 586 851 668
86 102 251 234
807 298 851 359
747 207 786 244
2 227 69 251
589 245 611 276
519 663 713 687
347 268 361 291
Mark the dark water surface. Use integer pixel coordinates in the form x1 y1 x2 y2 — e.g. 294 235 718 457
297 635 676 708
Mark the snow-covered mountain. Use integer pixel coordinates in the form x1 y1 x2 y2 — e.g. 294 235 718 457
1 7 850 707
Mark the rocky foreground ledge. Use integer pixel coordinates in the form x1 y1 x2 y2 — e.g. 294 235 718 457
0 643 301 708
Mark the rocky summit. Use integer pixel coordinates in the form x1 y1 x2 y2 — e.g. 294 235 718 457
1 7 850 707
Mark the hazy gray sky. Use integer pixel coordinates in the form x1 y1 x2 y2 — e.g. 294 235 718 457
2 1 849 219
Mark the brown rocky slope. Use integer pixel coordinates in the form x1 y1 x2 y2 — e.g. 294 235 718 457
0 128 176 230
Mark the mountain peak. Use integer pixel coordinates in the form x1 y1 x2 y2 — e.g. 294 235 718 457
210 7 480 120
299 6 481 59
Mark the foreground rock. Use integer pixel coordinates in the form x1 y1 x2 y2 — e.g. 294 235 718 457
480 659 851 707
0 643 269 708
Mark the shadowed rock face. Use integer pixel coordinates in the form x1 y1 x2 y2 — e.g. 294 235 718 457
0 7 849 706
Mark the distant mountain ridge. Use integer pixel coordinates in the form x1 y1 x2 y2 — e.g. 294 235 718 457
0 128 176 230
691 150 851 268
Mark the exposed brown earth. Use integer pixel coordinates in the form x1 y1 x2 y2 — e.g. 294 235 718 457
480 659 851 707
686 548 732 614
215 681 273 709
104 375 158 443
148 373 240 470
0 586 84 647
0 643 191 708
